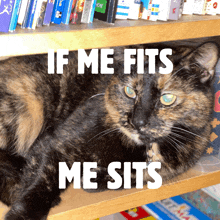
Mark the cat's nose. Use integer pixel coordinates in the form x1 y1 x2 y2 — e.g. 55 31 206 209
132 118 146 130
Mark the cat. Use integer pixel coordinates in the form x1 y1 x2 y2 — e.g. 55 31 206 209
0 42 218 220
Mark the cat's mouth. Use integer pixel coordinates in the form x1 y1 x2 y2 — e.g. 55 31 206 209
121 124 172 146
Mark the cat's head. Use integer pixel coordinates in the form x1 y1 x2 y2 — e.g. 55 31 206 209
104 42 219 155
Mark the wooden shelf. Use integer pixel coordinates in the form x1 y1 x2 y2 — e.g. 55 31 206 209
1 15 220 57
0 166 219 219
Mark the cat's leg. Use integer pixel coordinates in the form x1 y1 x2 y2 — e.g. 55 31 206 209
4 149 62 220
0 150 25 206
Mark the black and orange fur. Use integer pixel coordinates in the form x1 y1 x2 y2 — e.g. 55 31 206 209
0 42 218 219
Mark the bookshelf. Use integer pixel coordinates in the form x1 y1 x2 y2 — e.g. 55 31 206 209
0 14 220 220
1 15 220 57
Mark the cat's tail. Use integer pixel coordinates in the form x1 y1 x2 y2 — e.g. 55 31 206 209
0 150 25 206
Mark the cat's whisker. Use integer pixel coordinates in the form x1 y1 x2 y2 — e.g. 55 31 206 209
87 128 120 143
165 125 206 141
94 128 120 141
165 136 182 155
89 93 105 99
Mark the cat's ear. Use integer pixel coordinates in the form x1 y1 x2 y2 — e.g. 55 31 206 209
181 42 219 83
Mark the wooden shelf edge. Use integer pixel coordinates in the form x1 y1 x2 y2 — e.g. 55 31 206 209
1 16 220 57
48 169 220 220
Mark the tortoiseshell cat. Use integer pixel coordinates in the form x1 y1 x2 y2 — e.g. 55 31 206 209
0 42 218 220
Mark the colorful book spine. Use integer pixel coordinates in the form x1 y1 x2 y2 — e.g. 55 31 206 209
149 0 160 21
141 0 152 20
0 0 16 32
157 0 171 21
17 0 29 25
26 0 39 28
94 0 118 23
168 0 182 20
127 0 141 19
36 0 48 27
70 0 85 24
143 196 212 220
54 0 66 24
9 0 22 31
43 0 55 25
61 0 74 24
81 0 96 23
32 0 45 28
51 0 60 23
21 0 32 28
115 0 130 19
206 0 219 15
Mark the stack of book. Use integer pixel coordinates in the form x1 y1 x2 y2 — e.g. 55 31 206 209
98 194 216 219
0 0 220 33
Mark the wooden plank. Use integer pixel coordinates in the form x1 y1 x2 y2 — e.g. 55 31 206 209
47 168 220 220
1 15 220 57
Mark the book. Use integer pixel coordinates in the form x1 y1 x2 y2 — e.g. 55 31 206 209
26 0 39 28
0 0 16 32
51 0 66 24
70 0 85 24
21 0 32 28
202 183 220 202
168 0 183 20
43 0 55 25
193 0 207 15
206 0 219 15
149 0 160 21
141 0 152 20
157 0 171 21
81 0 97 23
17 0 29 25
115 0 130 19
182 0 195 15
9 0 22 31
127 0 141 20
32 0 45 28
36 0 48 27
143 196 212 220
120 206 156 219
61 0 74 24
94 0 118 23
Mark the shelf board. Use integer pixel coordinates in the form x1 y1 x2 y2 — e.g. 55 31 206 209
1 15 220 57
0 166 219 219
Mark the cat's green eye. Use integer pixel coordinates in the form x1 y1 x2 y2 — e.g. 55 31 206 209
124 86 136 99
160 94 176 106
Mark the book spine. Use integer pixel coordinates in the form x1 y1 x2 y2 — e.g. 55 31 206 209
61 0 74 24
149 0 160 21
51 0 59 22
70 0 85 24
89 0 96 22
106 0 118 23
32 0 44 29
51 0 66 24
43 0 55 25
9 0 22 31
17 0 29 25
26 0 39 28
127 0 141 20
157 0 170 21
81 0 96 23
0 0 15 32
21 0 32 28
115 0 130 19
36 0 48 27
